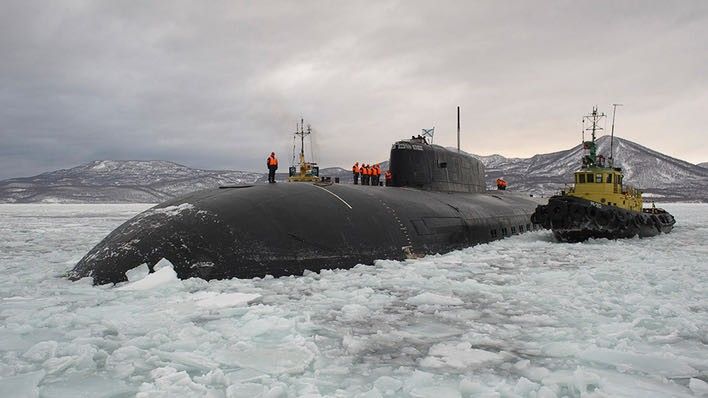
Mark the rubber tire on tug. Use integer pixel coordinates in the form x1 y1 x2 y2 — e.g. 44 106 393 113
530 195 675 242
569 204 584 222
550 201 568 226
595 209 611 228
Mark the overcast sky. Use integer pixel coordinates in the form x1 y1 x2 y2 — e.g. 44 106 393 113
1 0 706 179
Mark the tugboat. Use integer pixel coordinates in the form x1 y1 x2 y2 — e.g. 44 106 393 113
288 118 320 182
531 106 675 242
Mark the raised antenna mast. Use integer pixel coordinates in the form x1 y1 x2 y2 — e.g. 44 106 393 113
457 106 460 153
582 118 585 143
581 106 606 167
609 103 623 167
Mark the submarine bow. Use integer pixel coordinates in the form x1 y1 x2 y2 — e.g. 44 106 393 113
70 138 544 284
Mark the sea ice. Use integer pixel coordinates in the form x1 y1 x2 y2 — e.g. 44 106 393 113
0 203 705 396
117 259 179 291
125 263 149 282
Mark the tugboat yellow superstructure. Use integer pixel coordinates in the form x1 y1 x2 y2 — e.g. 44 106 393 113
531 106 675 242
288 118 320 182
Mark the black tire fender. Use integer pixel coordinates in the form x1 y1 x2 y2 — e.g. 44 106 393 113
596 209 611 227
570 204 585 221
632 215 642 228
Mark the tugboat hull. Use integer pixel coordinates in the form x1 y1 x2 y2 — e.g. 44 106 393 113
531 196 675 243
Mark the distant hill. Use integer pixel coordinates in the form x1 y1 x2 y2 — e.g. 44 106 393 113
0 160 264 203
1 136 706 203
469 136 708 201
699 162 708 169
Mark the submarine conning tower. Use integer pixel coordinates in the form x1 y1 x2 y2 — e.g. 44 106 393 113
389 137 486 193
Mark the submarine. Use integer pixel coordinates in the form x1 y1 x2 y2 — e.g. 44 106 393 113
69 132 546 285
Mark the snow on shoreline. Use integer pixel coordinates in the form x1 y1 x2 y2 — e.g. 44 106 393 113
0 203 706 397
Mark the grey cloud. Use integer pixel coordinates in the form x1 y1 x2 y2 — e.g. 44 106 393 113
1 0 706 180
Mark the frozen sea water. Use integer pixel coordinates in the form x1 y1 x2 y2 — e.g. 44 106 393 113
0 203 706 397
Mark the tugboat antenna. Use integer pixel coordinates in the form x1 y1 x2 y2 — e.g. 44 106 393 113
581 106 606 167
457 106 460 153
581 118 585 143
609 103 623 167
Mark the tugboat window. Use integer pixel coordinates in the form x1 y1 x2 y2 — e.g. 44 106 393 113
578 174 586 183
595 174 602 183
587 173 594 183
607 174 612 183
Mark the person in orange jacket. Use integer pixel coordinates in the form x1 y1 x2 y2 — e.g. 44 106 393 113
267 152 278 183
370 164 376 185
352 162 360 185
385 170 392 186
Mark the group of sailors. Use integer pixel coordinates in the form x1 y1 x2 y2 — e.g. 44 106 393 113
267 152 393 186
352 162 386 186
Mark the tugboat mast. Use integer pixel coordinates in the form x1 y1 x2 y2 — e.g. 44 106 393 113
609 103 623 167
294 118 311 167
288 118 320 182
581 106 606 168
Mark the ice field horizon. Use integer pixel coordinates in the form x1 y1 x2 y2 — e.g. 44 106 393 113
0 203 706 397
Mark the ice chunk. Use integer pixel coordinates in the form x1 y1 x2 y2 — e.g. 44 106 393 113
151 350 218 371
125 263 149 282
403 370 434 391
339 304 370 321
117 261 178 291
409 385 461 398
357 387 383 398
23 340 58 362
195 292 261 309
689 378 708 395
153 257 174 271
374 376 403 393
579 347 697 378
138 367 208 397
406 293 463 306
39 374 136 397
214 342 314 375
226 383 267 397
0 370 45 398
420 342 504 370
513 377 539 395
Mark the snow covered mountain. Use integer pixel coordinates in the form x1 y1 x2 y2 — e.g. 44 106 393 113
473 136 708 201
698 162 708 169
1 136 705 203
0 161 264 203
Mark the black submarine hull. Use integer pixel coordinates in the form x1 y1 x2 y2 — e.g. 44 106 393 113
69 183 545 284
531 195 675 243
